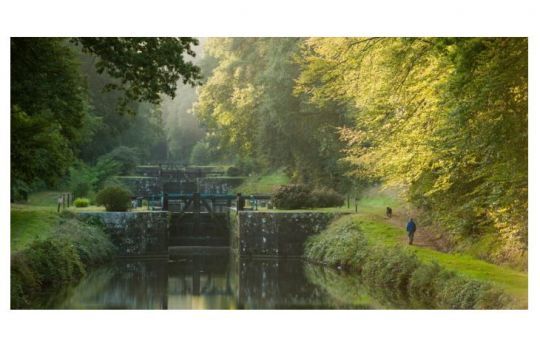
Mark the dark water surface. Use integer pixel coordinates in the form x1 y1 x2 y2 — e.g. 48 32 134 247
52 250 389 309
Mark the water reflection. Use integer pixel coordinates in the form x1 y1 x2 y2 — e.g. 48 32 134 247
55 252 387 309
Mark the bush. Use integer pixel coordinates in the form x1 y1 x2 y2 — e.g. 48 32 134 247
272 184 312 209
11 238 86 308
310 187 344 207
55 213 116 266
11 214 115 308
73 197 90 207
95 186 132 211
408 262 445 307
272 184 344 209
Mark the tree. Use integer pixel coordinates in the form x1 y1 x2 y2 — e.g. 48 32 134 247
11 37 202 193
195 38 353 190
73 37 202 111
296 37 528 267
11 38 90 193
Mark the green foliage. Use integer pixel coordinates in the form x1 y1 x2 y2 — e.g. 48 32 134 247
73 198 90 207
74 37 202 111
11 38 97 191
297 37 528 267
310 187 344 207
54 212 116 266
11 208 59 251
10 213 114 308
305 215 514 309
98 146 139 175
190 141 212 165
235 170 290 194
95 186 132 211
196 38 354 190
11 107 75 189
11 238 85 308
272 184 344 209
68 155 124 200
272 184 312 209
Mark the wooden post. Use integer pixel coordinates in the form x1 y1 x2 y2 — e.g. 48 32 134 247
355 198 358 213
347 195 350 209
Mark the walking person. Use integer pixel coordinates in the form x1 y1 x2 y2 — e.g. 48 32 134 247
406 218 417 245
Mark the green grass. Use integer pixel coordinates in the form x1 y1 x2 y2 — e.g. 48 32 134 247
25 190 66 208
262 207 353 213
347 190 528 307
11 207 59 251
234 169 290 194
11 190 111 250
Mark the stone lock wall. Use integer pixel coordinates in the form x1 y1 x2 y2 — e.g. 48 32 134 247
230 211 342 257
77 212 169 256
117 176 161 197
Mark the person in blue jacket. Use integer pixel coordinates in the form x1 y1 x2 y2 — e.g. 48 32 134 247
406 218 417 245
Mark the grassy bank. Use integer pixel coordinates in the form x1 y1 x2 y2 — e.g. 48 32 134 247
305 215 527 309
234 169 289 194
11 209 115 309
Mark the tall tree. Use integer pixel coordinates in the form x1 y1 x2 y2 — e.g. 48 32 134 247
296 37 528 267
11 37 202 194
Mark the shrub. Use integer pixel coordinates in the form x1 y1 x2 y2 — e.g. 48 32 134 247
11 215 115 308
272 184 344 209
55 214 116 266
408 262 445 307
272 184 312 209
74 197 90 207
95 186 132 211
11 238 86 308
310 187 344 208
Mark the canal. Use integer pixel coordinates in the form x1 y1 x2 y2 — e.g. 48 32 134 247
45 250 391 309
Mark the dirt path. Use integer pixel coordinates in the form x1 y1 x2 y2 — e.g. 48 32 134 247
377 210 452 252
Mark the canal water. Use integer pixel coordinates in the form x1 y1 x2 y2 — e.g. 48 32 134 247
49 251 392 309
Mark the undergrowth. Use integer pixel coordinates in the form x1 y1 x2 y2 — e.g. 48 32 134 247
305 215 514 309
11 212 115 309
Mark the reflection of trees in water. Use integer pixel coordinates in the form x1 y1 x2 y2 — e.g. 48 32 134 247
59 261 168 309
304 263 419 309
303 264 382 309
237 258 329 309
51 256 420 309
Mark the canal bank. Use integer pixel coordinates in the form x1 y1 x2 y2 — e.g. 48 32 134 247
304 214 528 309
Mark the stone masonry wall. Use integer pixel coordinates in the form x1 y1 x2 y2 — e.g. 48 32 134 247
77 212 169 256
230 211 343 257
